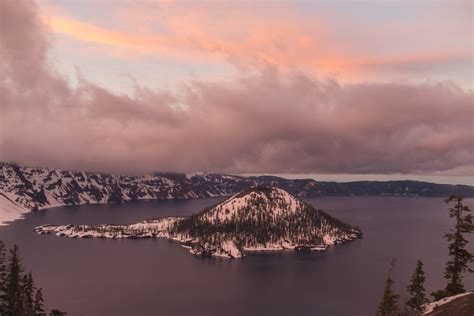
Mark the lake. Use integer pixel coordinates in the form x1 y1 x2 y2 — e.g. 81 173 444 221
0 196 472 316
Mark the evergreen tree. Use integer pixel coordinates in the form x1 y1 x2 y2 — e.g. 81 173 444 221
432 196 473 300
377 259 400 316
0 241 64 315
0 240 7 313
22 272 35 315
33 288 46 316
406 260 428 311
4 244 25 315
49 309 67 316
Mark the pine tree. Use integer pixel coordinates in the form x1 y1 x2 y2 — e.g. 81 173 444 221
432 196 473 300
377 259 400 316
0 241 64 315
4 244 24 316
22 272 35 315
406 260 428 311
33 288 46 316
0 241 7 313
49 309 67 316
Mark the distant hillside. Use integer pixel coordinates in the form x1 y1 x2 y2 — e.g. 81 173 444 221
1 162 473 225
34 187 362 258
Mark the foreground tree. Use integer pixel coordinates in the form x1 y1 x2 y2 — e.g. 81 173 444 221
34 288 46 316
406 260 428 311
377 259 400 316
49 309 67 316
4 245 24 315
0 241 7 313
0 241 64 315
22 272 35 315
432 196 473 300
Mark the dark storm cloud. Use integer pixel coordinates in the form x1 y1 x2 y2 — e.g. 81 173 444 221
0 0 472 175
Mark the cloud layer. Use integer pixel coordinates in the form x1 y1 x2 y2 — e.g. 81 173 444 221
0 0 472 175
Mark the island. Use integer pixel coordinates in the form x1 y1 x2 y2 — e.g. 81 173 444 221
34 187 362 258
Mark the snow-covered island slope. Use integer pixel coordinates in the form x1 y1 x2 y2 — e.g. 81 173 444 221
34 187 363 258
2 161 473 226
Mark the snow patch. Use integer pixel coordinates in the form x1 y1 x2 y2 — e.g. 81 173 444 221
422 292 472 314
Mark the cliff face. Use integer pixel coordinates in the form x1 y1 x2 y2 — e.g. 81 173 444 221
34 187 362 258
0 162 244 211
2 161 473 225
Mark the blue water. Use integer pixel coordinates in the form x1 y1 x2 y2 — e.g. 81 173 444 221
0 196 472 316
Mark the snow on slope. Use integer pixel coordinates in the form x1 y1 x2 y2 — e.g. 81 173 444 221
423 292 473 314
0 193 29 226
200 187 302 223
0 162 243 226
35 217 180 239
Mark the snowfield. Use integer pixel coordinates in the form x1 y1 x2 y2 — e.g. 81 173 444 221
0 193 30 226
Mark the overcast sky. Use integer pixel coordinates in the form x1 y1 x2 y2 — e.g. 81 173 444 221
0 0 472 184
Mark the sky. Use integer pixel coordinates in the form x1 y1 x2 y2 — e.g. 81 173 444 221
0 0 473 184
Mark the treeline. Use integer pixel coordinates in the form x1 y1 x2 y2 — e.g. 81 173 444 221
0 241 66 316
376 196 473 315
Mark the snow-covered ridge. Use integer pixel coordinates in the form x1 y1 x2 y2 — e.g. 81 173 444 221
34 187 363 259
0 162 244 225
2 161 473 226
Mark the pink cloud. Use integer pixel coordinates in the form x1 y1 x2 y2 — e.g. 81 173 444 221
40 1 472 83
0 0 472 176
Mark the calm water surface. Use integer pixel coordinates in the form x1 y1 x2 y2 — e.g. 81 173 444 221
0 197 472 316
